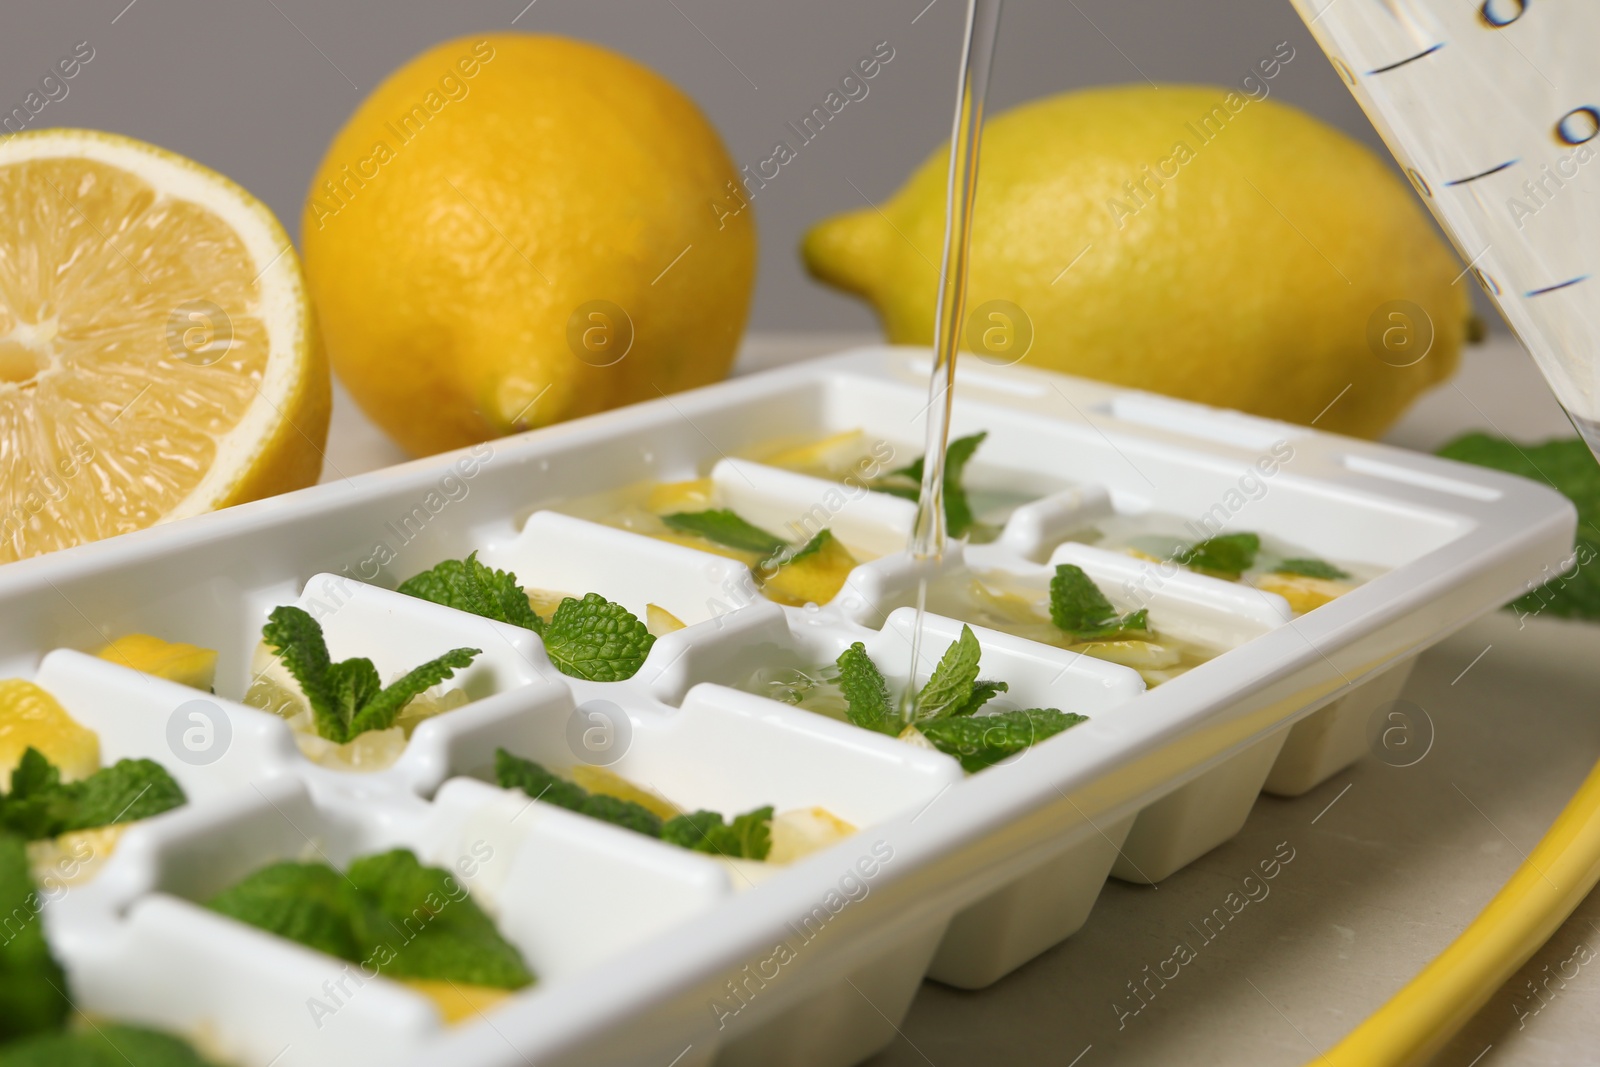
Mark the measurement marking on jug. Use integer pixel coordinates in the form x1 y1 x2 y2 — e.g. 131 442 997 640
1445 160 1518 186
1367 42 1445 75
1310 782 1352 825
1526 275 1589 298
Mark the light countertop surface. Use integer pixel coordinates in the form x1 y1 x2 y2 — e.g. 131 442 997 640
322 331 1595 1067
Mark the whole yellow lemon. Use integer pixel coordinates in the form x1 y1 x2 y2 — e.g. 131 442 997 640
803 84 1468 438
303 34 756 456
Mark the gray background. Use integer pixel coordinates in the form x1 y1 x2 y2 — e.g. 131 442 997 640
0 0 1385 331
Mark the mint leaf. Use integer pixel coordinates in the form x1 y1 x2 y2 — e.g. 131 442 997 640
835 642 898 736
914 625 981 722
494 749 588 810
1049 564 1149 640
787 528 835 564
661 510 787 555
920 708 1088 772
1273 558 1350 581
661 806 773 860
881 431 988 538
349 647 480 737
1438 433 1600 620
0 750 73 840
347 849 533 989
659 810 720 850
64 759 185 833
0 832 70 1041
940 431 987 539
872 483 919 503
262 606 480 742
580 794 663 837
207 860 369 962
0 750 185 841
952 679 1008 717
1178 532 1260 580
495 750 770 858
0 1025 222 1066
542 593 654 681
209 851 533 991
8 749 58 799
495 750 662 836
262 605 340 738
398 552 544 633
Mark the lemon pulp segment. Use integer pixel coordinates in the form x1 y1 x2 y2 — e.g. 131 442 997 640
96 633 218 689
0 678 99 788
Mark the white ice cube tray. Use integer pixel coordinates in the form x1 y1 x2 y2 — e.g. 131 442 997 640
1 345 1574 1067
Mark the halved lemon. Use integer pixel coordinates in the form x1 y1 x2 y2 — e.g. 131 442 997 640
0 129 328 564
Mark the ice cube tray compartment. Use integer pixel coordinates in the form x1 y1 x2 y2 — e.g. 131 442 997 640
478 511 755 627
0 346 1575 1067
34 650 300 805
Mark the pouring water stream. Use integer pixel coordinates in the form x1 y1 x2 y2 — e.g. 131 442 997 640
901 0 1004 721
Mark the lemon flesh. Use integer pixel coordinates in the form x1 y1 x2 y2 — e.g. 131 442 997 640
0 678 99 789
764 532 859 608
804 86 1467 439
1256 572 1353 614
0 130 327 563
96 633 218 690
644 603 687 637
400 979 515 1025
767 807 857 866
569 765 681 821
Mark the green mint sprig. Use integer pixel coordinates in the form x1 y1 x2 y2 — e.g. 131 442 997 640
0 747 186 842
397 558 655 682
1178 532 1260 580
660 509 787 556
661 806 774 859
835 642 898 736
3 827 219 1057
206 849 533 990
261 606 480 744
873 431 987 539
1437 432 1600 619
0 831 70 1041
911 624 983 722
1048 563 1149 641
398 551 544 632
494 749 773 861
541 593 655 682
1272 557 1350 581
920 709 1088 772
831 625 1075 772
836 626 1009 735
0 1024 224 1066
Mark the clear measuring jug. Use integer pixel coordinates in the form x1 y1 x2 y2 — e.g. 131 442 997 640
1290 1 1600 447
